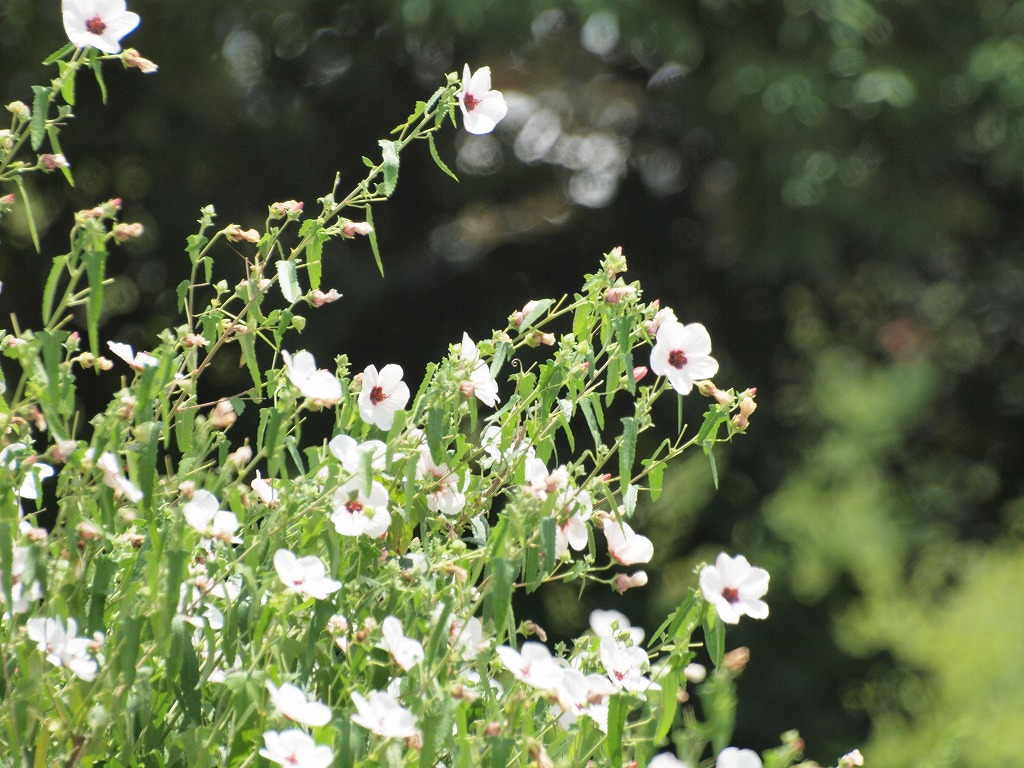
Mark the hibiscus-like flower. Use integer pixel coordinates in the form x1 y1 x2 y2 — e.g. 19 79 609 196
602 518 654 565
496 641 564 691
459 333 500 407
266 681 332 727
649 320 719 396
107 340 158 370
699 553 769 625
26 616 100 681
259 729 334 768
379 616 425 671
282 350 342 406
358 364 410 430
717 747 763 768
458 65 508 135
62 0 140 55
330 476 391 538
350 690 419 739
273 549 341 600
182 490 242 543
0 443 54 500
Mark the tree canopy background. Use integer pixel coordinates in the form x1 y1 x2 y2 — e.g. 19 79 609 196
3 1 1023 765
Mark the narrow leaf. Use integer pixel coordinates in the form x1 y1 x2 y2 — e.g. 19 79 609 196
428 134 458 181
82 247 107 357
43 42 76 64
13 176 40 252
366 206 384 276
619 416 637 490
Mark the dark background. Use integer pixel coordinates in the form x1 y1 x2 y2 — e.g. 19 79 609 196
3 1 1024 765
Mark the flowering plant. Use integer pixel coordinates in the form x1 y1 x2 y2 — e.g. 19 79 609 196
0 6 860 768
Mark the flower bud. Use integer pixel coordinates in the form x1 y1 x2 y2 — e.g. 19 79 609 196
6 101 30 121
459 380 477 399
178 481 196 499
511 300 541 327
723 646 750 673
96 356 114 371
732 396 757 430
632 366 648 383
227 445 252 469
113 222 145 241
485 721 501 737
78 521 103 541
121 49 159 73
23 524 48 542
613 570 648 593
183 333 209 348
342 220 373 237
311 288 342 307
645 305 678 336
404 732 423 750
605 246 627 279
0 193 14 207
270 199 303 218
210 399 237 428
684 663 707 683
225 224 260 243
839 749 864 767
40 154 70 171
604 285 636 304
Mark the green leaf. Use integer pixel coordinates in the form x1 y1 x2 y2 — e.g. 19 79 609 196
13 176 40 252
427 134 458 181
30 85 50 151
366 206 384 277
426 406 444 463
237 333 263 392
87 556 117 634
82 247 107 357
580 397 603 448
648 460 665 502
0 523 13 613
489 738 512 768
379 139 400 196
419 699 454 768
619 416 637 490
41 255 67 325
605 694 625 768
46 125 74 185
91 58 108 103
276 259 301 303
43 42 76 64
654 668 680 741
519 298 553 331
484 558 516 645
704 609 726 668
307 232 323 291
59 64 76 106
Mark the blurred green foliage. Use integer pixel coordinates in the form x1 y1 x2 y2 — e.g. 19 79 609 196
2 0 1023 765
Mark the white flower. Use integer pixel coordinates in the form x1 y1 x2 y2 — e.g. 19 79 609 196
259 729 334 768
479 424 534 468
379 616 425 671
524 457 568 500
699 553 769 625
649 320 719 395
602 518 653 565
416 450 466 516
839 749 865 767
266 681 332 727
358 364 410 430
650 754 692 768
496 641 564 690
554 487 592 555
182 490 241 543
107 340 158 370
717 747 763 768
589 609 644 645
2 547 42 615
329 435 387 476
0 444 54 500
62 0 140 54
282 350 342 406
330 476 391 538
598 636 658 694
449 615 485 660
25 617 100 681
251 471 280 507
458 65 508 135
684 663 707 684
273 549 341 600
91 449 143 502
459 333 500 407
351 691 419 739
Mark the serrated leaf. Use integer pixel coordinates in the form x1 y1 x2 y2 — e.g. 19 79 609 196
379 139 400 196
307 236 323 291
428 134 458 181
58 62 76 106
619 416 637 490
276 260 301 303
43 42 75 64
42 255 68 325
649 461 664 502
30 85 50 151
82 247 106 357
14 174 40 253
91 59 108 103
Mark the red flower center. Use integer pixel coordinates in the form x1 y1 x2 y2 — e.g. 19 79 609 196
464 93 481 111
668 350 688 369
346 499 364 513
369 385 386 405
722 586 740 604
85 16 107 35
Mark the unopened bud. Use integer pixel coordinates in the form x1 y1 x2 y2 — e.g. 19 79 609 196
78 521 103 541
183 333 209 348
605 246 627 278
311 288 342 307
732 396 757 430
684 663 707 683
6 101 30 121
227 445 252 469
225 224 260 243
604 285 636 304
511 300 541 327
646 306 678 336
40 154 69 171
404 732 423 750
528 742 554 768
723 646 750 673
51 440 78 464
119 531 145 549
342 220 373 237
178 480 196 499
839 749 864 767
122 48 159 73
459 380 477 399
113 222 145 241
270 199 303 218
210 399 237 429
95 356 114 371
485 721 501 737
0 193 14 206
632 366 648 383
613 570 648 593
